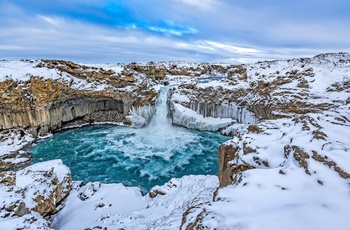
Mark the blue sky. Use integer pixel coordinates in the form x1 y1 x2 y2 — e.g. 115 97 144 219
1 0 350 63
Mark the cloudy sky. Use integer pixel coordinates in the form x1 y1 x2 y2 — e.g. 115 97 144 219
1 0 350 63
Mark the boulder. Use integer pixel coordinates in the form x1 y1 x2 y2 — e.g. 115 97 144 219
0 160 72 220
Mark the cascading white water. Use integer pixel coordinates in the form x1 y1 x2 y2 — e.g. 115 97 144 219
29 85 229 193
121 86 200 161
126 86 171 128
148 86 172 128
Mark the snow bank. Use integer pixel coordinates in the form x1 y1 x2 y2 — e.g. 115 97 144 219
52 182 146 230
183 110 350 229
199 165 350 230
52 175 218 230
16 159 70 188
0 130 34 157
0 160 71 230
171 103 234 131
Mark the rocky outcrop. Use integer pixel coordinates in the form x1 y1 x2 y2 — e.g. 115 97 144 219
0 60 161 137
126 61 230 78
0 150 32 171
179 53 350 228
169 54 350 126
0 160 71 229
218 143 256 187
0 129 34 170
0 77 125 136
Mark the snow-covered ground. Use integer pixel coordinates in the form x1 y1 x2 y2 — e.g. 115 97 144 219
0 160 71 229
0 131 34 158
1 53 350 229
0 60 107 91
182 110 350 229
176 53 350 229
51 175 218 230
196 163 350 230
1 159 218 230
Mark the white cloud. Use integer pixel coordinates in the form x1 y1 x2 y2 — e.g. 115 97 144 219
0 45 32 50
175 40 261 54
202 41 260 54
37 15 61 26
175 0 218 10
0 12 336 64
1 3 349 64
265 21 350 47
148 22 198 36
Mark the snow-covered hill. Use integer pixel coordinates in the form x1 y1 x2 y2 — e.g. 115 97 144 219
172 53 350 229
0 53 349 229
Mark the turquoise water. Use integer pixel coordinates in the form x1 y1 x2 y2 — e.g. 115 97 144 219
28 86 229 193
28 125 228 193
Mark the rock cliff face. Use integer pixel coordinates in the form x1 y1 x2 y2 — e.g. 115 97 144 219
0 59 231 137
218 143 255 187
0 78 125 136
0 160 71 229
0 60 161 136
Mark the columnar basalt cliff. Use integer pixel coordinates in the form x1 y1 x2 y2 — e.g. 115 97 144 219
0 60 232 136
0 77 124 135
0 60 161 136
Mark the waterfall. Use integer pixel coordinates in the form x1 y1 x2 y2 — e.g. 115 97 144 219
29 85 229 195
127 85 256 133
148 86 172 128
126 86 171 128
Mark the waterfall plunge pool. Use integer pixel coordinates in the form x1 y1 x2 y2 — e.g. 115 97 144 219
28 125 228 194
27 86 230 194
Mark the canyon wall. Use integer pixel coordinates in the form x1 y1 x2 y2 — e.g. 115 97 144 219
0 98 125 135
175 101 258 124
0 77 128 136
0 60 164 136
0 59 231 136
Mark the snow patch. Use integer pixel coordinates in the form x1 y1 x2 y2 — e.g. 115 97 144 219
52 175 218 230
171 103 234 131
